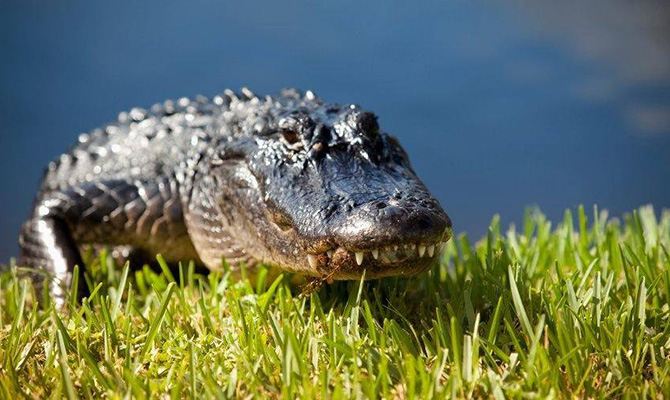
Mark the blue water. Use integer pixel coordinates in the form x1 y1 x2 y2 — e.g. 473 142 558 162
1 0 669 262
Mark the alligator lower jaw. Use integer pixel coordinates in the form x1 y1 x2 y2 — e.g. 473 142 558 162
304 239 450 280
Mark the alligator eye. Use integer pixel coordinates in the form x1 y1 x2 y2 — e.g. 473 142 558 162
280 129 301 145
358 112 380 140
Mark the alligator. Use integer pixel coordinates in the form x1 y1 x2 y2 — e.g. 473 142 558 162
19 88 452 306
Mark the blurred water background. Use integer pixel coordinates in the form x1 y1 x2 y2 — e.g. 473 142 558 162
1 0 669 262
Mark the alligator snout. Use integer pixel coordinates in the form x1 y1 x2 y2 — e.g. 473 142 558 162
328 197 451 251
297 195 452 278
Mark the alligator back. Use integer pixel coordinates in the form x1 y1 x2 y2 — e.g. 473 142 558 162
41 97 223 193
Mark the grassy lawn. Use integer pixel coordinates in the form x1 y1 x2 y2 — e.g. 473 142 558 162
1 205 669 399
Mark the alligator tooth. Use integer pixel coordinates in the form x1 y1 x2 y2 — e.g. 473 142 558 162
393 245 398 251
418 245 426 257
327 250 334 258
355 251 364 265
371 249 379 259
307 254 319 268
409 244 416 252
427 245 435 257
307 254 318 269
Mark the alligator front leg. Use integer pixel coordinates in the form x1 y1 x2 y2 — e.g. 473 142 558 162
19 214 86 306
19 178 200 307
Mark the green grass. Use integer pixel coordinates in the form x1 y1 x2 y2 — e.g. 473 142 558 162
2 205 670 399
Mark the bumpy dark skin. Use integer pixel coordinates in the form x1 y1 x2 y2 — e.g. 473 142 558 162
19 88 452 306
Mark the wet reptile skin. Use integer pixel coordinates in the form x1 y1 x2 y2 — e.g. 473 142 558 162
19 88 452 305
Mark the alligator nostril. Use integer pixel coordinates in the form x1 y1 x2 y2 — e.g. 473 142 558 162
375 202 387 209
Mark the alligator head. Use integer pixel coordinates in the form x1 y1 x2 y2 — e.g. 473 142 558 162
209 89 451 280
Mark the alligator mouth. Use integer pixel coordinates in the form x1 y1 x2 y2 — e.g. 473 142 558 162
304 235 451 280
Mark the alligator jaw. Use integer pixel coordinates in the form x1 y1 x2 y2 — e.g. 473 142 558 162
303 228 452 280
